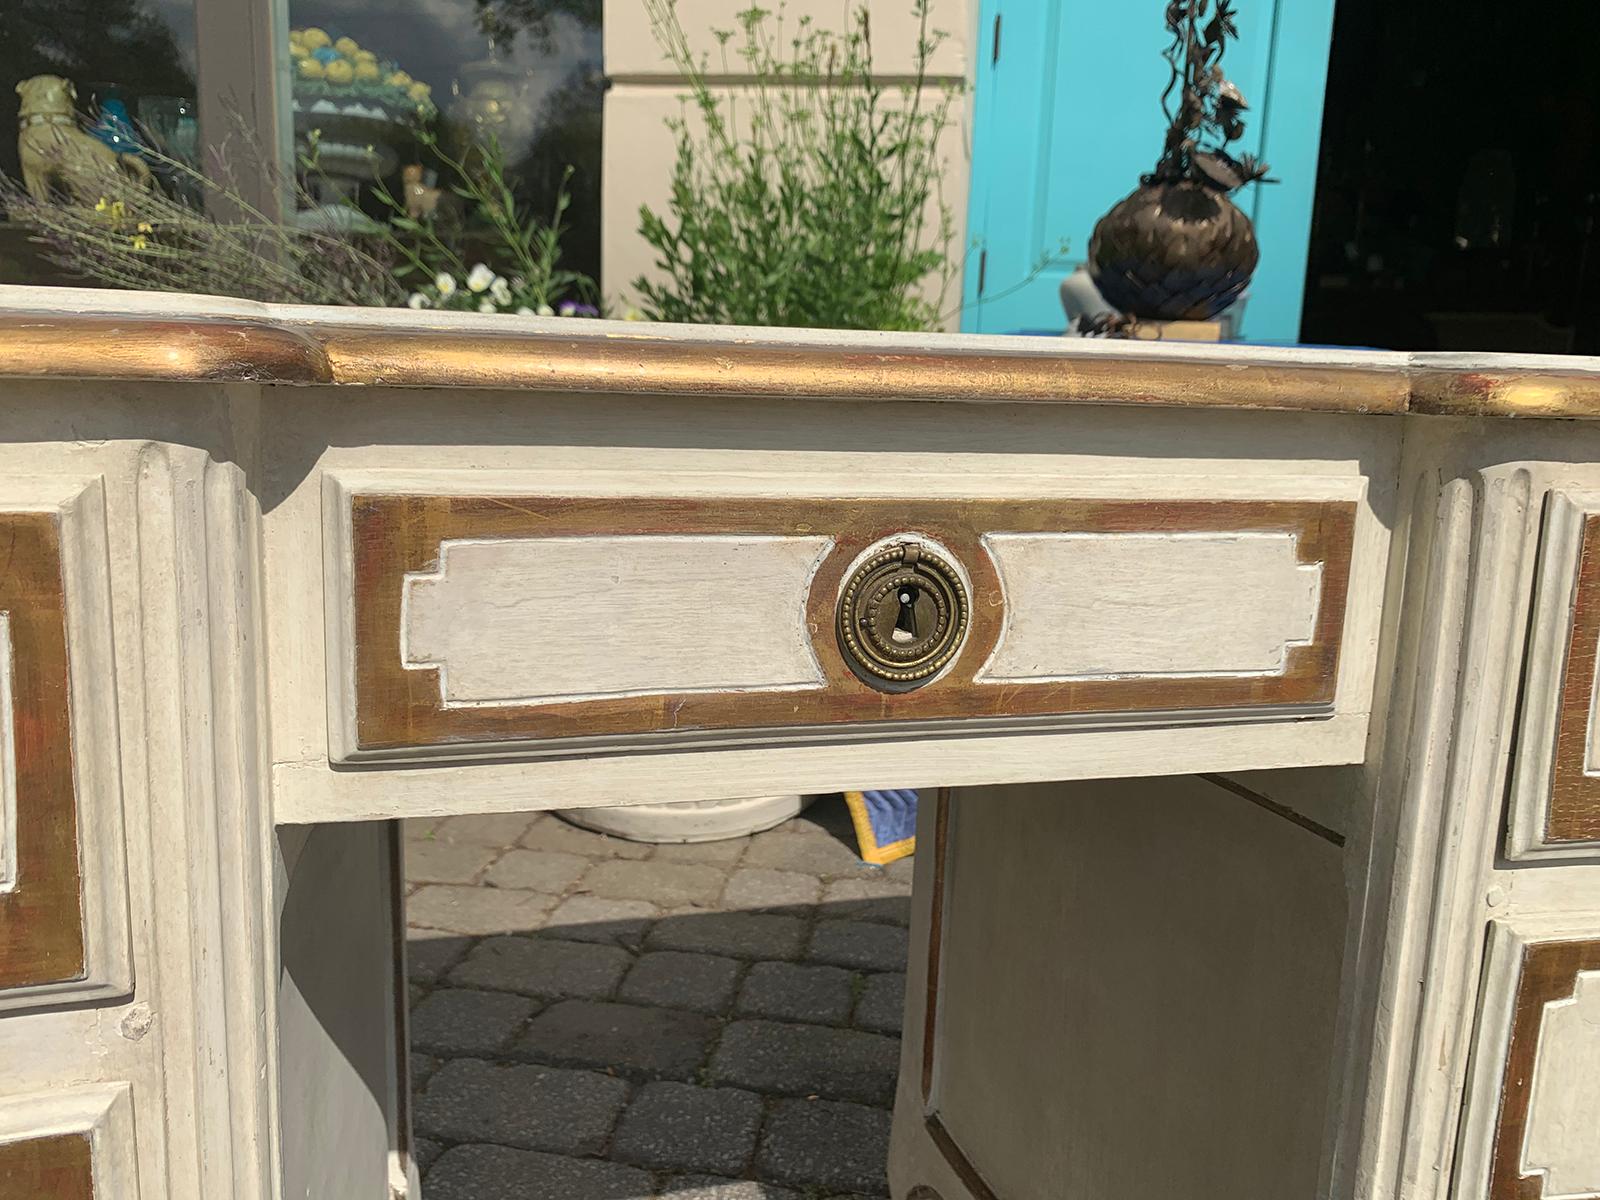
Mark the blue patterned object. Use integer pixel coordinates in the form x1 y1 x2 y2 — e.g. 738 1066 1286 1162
843 790 917 865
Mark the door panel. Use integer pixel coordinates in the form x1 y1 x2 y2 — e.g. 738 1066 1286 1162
892 777 1348 1199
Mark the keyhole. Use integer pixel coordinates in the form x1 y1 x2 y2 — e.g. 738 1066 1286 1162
891 585 920 644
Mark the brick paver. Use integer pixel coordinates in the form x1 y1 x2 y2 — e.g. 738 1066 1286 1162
432 812 542 847
610 1081 763 1175
585 859 729 907
708 1020 900 1106
647 912 806 960
408 884 557 937
736 961 854 1026
515 999 718 1081
757 1099 893 1194
807 920 910 972
408 839 500 885
410 988 539 1057
409 797 912 1198
484 848 590 893
416 1058 628 1156
722 868 822 910
543 895 659 947
449 935 632 999
618 950 743 1014
852 972 907 1035
424 1144 651 1200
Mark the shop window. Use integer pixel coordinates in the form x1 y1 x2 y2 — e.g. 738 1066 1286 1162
286 0 602 285
1 0 198 284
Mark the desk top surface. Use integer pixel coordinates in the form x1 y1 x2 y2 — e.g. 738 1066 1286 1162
2 284 1598 421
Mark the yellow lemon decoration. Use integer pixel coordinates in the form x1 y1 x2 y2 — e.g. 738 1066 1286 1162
408 81 432 103
354 61 381 82
387 70 412 88
288 29 305 47
354 49 378 65
324 58 355 85
300 27 331 49
289 40 309 58
297 57 326 79
334 36 360 56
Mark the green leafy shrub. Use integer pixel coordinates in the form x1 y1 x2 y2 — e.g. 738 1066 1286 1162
635 1 957 331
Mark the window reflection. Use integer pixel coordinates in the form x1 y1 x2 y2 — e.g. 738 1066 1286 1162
288 0 602 282
1 0 198 281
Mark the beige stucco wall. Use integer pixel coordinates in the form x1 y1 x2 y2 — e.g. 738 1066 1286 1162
601 0 974 327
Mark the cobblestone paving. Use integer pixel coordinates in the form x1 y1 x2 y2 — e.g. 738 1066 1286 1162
407 800 913 1199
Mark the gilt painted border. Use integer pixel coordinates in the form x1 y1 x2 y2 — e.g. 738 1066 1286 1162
0 478 130 1011
333 491 1355 758
1510 493 1600 859
1456 920 1600 1200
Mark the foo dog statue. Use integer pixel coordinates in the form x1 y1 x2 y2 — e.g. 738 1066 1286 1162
16 75 152 204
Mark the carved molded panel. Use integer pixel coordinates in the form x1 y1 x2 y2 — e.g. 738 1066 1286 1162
325 479 1358 761
1457 921 1600 1200
976 531 1322 683
1510 492 1600 858
0 479 130 1011
0 1083 139 1197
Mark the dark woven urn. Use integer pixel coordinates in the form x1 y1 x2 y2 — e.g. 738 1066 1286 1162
1088 179 1259 321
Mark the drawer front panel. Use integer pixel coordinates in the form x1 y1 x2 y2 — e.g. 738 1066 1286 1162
1456 920 1600 1200
0 510 83 989
0 481 129 1012
1511 491 1600 859
330 486 1359 760
0 1084 138 1198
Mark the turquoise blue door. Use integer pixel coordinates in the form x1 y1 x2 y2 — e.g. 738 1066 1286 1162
961 0 1337 343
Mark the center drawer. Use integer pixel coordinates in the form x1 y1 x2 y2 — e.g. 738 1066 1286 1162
322 476 1372 763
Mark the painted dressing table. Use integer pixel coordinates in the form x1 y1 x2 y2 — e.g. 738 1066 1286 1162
0 286 1597 1200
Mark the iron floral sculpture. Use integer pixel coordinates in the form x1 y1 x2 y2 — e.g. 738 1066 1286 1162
1087 0 1270 326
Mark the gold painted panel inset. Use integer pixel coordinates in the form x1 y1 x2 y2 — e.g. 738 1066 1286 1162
0 512 85 990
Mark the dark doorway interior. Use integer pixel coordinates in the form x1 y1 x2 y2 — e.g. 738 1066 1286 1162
1301 0 1600 353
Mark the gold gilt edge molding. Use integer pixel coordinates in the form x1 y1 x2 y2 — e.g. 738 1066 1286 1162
10 309 1600 420
0 315 331 384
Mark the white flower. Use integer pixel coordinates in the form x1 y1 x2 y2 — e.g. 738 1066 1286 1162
406 291 429 310
476 298 496 313
466 263 496 293
434 272 456 298
515 306 534 316
490 276 512 306
536 303 554 317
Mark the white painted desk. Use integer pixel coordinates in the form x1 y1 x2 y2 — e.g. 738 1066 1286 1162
0 287 1596 1200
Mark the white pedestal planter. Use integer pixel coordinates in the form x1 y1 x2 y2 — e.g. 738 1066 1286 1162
557 794 813 843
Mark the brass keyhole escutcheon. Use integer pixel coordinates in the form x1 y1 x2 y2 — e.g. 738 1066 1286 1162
837 541 969 692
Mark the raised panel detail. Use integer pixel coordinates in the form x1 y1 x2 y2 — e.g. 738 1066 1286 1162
1524 969 1600 1196
327 484 1357 761
0 1083 138 1198
1510 492 1600 859
0 479 130 1012
977 532 1321 682
0 510 84 991
1457 921 1600 1200
404 535 832 705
